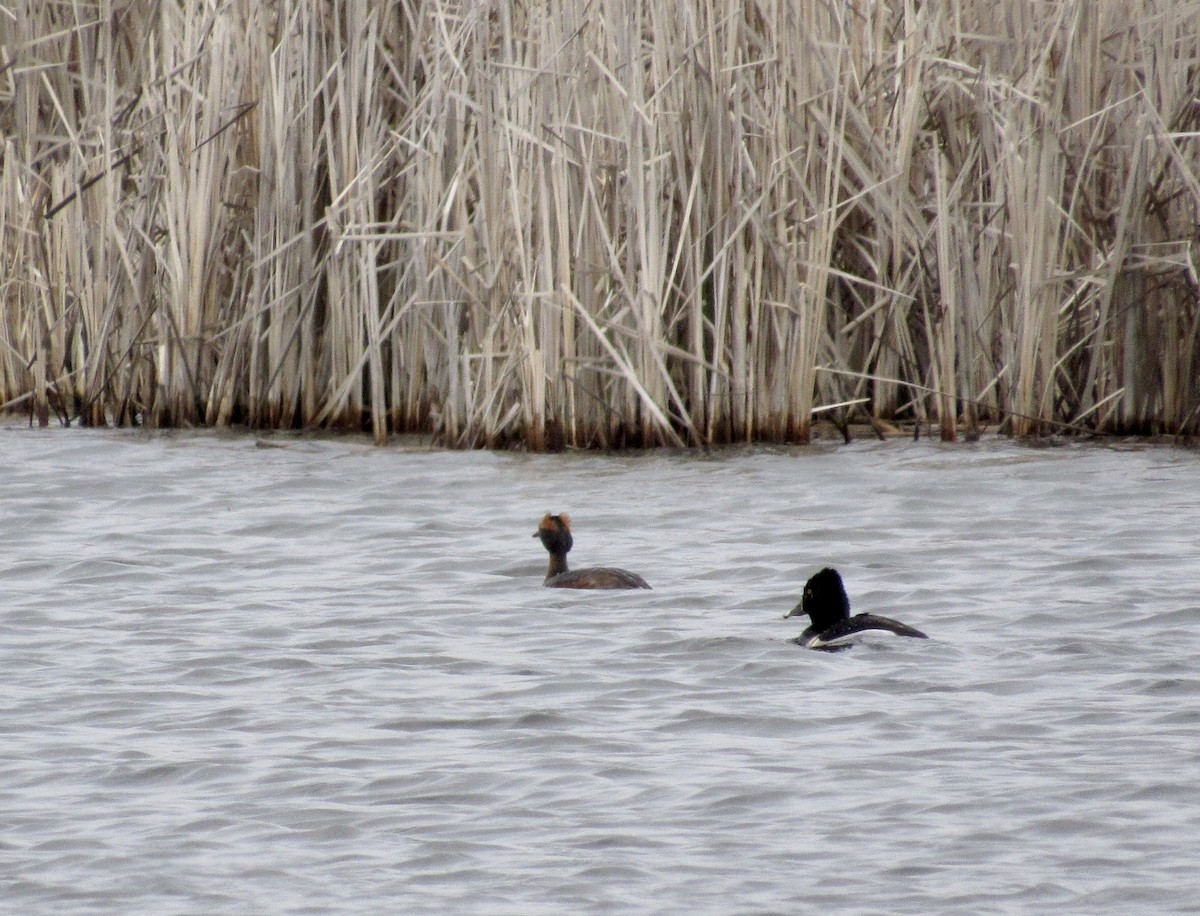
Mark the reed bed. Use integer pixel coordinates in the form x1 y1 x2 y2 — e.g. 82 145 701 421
2 0 1198 446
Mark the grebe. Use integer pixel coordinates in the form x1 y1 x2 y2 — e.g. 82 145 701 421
534 513 651 590
786 567 927 650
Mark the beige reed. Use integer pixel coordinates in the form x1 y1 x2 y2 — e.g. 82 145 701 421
2 0 1198 446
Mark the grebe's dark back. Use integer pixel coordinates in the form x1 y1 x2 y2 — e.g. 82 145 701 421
534 513 651 590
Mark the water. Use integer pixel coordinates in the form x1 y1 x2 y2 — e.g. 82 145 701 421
2 428 1199 914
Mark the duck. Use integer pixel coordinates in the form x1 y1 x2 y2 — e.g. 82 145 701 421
786 567 927 650
534 513 651 589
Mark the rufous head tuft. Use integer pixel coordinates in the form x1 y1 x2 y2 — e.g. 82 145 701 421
534 513 574 553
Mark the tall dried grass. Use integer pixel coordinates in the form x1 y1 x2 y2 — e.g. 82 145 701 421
2 0 1198 446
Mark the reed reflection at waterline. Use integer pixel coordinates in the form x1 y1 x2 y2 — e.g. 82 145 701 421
3 0 1198 447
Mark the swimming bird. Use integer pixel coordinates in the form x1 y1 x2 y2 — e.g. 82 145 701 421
534 513 651 590
786 567 927 650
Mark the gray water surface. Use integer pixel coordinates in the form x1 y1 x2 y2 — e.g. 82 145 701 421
2 429 1199 914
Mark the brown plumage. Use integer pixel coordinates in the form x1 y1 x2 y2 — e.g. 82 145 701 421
533 513 651 589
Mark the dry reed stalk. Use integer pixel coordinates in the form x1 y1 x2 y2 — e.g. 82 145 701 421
2 0 1199 444
930 150 959 440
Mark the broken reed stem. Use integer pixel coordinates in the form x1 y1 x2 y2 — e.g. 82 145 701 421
2 0 1198 446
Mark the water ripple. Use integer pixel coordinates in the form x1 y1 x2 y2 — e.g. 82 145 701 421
2 429 1199 913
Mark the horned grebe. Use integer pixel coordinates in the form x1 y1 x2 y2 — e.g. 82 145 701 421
786 567 927 650
534 513 651 590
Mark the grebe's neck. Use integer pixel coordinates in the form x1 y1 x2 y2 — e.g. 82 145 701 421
546 552 569 579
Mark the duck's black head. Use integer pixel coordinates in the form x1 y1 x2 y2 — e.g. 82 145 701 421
785 567 852 629
534 513 574 555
